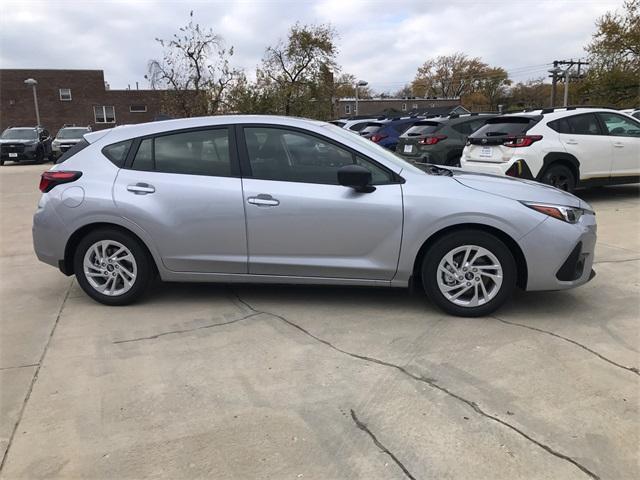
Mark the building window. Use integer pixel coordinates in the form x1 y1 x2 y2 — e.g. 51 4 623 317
412 104 418 110
94 106 116 123
401 103 407 111
345 104 351 115
59 89 72 101
130 104 147 113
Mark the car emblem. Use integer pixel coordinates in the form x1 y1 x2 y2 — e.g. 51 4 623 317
481 138 488 144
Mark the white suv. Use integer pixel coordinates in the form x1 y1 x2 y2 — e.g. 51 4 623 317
460 107 640 192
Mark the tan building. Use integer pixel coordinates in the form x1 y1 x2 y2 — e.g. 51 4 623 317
0 69 167 135
337 97 465 117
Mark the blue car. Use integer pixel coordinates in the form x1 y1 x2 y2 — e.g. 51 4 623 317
359 117 421 150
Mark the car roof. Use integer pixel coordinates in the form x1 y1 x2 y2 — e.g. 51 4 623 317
87 115 327 144
503 107 623 120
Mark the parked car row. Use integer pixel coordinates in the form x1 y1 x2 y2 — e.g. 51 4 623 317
0 124 91 166
336 106 640 192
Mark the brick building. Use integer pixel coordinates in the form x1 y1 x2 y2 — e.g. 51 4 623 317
337 97 464 117
0 69 168 135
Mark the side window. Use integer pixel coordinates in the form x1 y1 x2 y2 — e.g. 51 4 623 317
548 118 571 134
243 127 393 185
469 119 488 133
131 138 153 171
565 114 602 135
102 140 133 167
598 113 640 137
130 129 231 176
452 122 473 135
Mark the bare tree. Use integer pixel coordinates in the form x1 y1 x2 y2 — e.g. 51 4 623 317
146 11 242 117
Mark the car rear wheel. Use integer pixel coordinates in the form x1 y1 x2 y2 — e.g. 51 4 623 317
422 230 516 317
73 228 153 306
541 163 576 192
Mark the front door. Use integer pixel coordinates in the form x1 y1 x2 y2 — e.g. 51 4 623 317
112 126 248 273
239 126 403 280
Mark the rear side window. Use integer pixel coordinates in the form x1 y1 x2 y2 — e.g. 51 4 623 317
130 129 231 177
349 122 371 132
55 139 89 164
471 117 537 138
550 114 602 136
102 140 132 167
403 121 442 137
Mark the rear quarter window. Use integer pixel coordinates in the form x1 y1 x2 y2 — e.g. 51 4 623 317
102 140 133 167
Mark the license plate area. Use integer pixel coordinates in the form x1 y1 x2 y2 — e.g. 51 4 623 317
479 146 492 158
8 153 18 158
403 145 413 153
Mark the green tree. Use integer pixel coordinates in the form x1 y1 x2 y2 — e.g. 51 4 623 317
583 0 640 106
411 53 491 98
259 23 338 117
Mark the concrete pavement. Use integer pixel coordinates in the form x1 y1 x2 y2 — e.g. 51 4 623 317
0 163 638 479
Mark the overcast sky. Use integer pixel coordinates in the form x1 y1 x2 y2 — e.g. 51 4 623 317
0 0 624 92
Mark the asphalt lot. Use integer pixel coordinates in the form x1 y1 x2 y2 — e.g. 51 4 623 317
0 162 638 479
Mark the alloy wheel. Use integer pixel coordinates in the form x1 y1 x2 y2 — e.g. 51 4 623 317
436 245 503 307
83 240 137 296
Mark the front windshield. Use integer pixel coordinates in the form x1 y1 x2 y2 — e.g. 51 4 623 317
322 123 425 175
57 128 89 139
1 129 37 140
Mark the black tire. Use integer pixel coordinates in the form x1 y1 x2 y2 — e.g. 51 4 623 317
445 151 462 167
0 159 4 166
73 228 153 306
421 230 517 317
540 163 576 192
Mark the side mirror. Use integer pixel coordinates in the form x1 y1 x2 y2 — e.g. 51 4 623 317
338 165 375 193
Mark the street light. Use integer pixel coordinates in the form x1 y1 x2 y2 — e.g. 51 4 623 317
24 78 41 126
354 80 368 116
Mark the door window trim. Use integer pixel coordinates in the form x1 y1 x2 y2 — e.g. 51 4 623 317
123 125 240 178
596 112 640 137
234 124 404 185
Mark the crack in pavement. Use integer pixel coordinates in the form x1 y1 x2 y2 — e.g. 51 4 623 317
0 280 73 472
112 312 262 344
350 409 417 480
593 258 640 264
493 316 640 376
0 364 39 371
230 290 600 480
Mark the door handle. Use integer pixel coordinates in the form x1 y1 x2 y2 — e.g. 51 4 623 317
613 142 625 148
127 183 155 195
247 193 280 207
565 139 578 145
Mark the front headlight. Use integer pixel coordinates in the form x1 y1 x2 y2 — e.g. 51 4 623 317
522 202 593 224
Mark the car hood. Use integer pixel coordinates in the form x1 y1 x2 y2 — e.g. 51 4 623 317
53 138 82 143
452 170 584 208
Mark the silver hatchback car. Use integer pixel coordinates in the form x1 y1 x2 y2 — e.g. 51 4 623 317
33 115 597 317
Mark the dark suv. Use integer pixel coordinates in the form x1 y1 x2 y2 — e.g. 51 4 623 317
396 114 497 166
359 117 421 150
0 126 53 165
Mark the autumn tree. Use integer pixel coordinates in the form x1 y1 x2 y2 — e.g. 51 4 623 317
259 23 338 117
334 73 373 99
146 11 242 117
583 0 639 106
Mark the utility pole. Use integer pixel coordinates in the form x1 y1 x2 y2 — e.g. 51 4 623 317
550 59 589 107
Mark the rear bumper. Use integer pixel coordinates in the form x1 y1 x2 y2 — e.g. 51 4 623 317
32 195 68 269
460 158 511 176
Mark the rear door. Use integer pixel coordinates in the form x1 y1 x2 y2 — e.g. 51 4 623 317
553 113 612 180
239 125 403 280
112 126 248 273
597 112 640 177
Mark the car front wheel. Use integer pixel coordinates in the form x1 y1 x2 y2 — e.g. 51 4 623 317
422 230 516 317
73 228 153 306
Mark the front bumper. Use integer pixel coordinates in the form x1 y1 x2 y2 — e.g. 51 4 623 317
1 149 37 161
519 212 597 291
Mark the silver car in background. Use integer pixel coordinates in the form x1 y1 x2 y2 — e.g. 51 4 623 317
33 115 597 316
52 126 91 160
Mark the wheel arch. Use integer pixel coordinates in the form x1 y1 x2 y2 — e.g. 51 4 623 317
537 152 580 182
62 222 159 276
411 223 528 290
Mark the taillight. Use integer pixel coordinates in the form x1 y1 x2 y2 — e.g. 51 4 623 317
39 171 82 193
418 135 447 145
503 135 543 148
370 134 388 143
